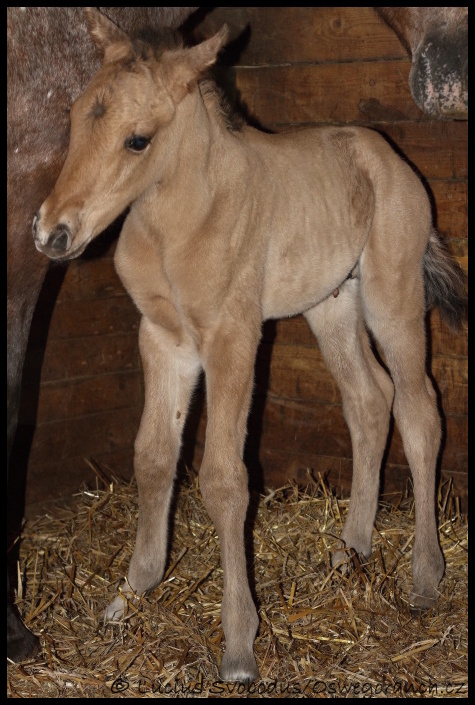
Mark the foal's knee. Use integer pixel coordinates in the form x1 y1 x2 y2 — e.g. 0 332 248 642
393 387 441 466
344 373 392 442
134 420 180 484
199 456 249 529
134 449 176 491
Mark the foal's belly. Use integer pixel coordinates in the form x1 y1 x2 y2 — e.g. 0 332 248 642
254 128 375 320
261 231 361 320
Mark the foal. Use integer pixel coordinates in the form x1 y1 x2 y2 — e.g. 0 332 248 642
34 8 466 682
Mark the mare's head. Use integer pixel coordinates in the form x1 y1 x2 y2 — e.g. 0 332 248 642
377 7 468 119
33 7 228 260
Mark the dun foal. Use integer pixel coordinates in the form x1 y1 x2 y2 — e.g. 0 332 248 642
34 8 466 682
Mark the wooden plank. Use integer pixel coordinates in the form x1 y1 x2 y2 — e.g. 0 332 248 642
24 448 135 511
19 371 142 425
258 448 354 493
23 331 141 385
236 66 468 179
253 396 466 474
135 373 466 474
255 343 340 403
56 257 126 303
387 417 467 473
27 406 142 464
444 239 468 274
255 447 467 507
389 415 467 472
429 180 467 240
257 410 466 487
255 344 466 416
29 296 140 342
258 446 405 497
24 429 467 510
430 310 468 359
266 311 468 362
235 61 423 125
264 317 315 347
431 357 467 416
381 123 467 182
259 396 350 459
441 415 469 472
198 7 407 64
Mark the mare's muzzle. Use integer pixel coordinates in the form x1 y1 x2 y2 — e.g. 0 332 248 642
411 29 468 118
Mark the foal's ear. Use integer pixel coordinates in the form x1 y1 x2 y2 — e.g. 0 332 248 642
83 7 132 64
186 25 229 73
163 25 229 103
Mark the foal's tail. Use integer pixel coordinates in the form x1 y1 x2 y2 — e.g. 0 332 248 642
423 229 467 330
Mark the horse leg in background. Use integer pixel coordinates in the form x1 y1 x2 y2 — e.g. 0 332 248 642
305 277 394 564
199 314 262 682
360 248 444 609
105 317 201 619
7 233 49 660
7 285 44 660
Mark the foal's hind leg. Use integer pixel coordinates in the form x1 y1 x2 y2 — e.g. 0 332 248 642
199 316 261 683
305 277 394 563
104 317 200 620
361 250 444 609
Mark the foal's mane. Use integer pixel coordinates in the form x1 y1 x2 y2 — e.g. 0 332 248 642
199 79 244 134
118 27 243 135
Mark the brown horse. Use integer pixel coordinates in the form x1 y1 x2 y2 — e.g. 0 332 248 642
7 5 197 664
34 8 465 682
376 7 468 119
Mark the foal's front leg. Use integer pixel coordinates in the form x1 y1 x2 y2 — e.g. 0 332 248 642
104 317 200 620
199 318 261 683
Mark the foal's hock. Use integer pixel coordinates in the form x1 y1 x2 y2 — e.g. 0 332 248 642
34 7 466 682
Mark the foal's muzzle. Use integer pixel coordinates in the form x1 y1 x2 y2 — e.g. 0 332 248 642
33 212 72 259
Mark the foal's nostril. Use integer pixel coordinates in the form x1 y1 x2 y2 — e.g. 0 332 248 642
49 224 72 253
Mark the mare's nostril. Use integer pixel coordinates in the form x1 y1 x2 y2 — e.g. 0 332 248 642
462 50 468 91
49 224 71 253
32 211 39 237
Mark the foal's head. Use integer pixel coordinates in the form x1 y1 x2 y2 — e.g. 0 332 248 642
33 7 227 260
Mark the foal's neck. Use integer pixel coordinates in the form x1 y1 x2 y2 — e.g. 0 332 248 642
158 84 234 193
137 86 235 240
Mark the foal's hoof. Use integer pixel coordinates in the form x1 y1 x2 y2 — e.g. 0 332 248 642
409 589 438 613
219 651 259 683
331 546 367 574
409 549 444 612
331 548 351 573
103 593 130 622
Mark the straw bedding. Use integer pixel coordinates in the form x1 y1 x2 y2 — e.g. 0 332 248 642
7 464 468 698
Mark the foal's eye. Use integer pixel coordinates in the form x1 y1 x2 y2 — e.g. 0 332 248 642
125 135 151 153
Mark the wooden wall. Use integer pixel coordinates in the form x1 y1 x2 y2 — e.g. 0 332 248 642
18 7 467 510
